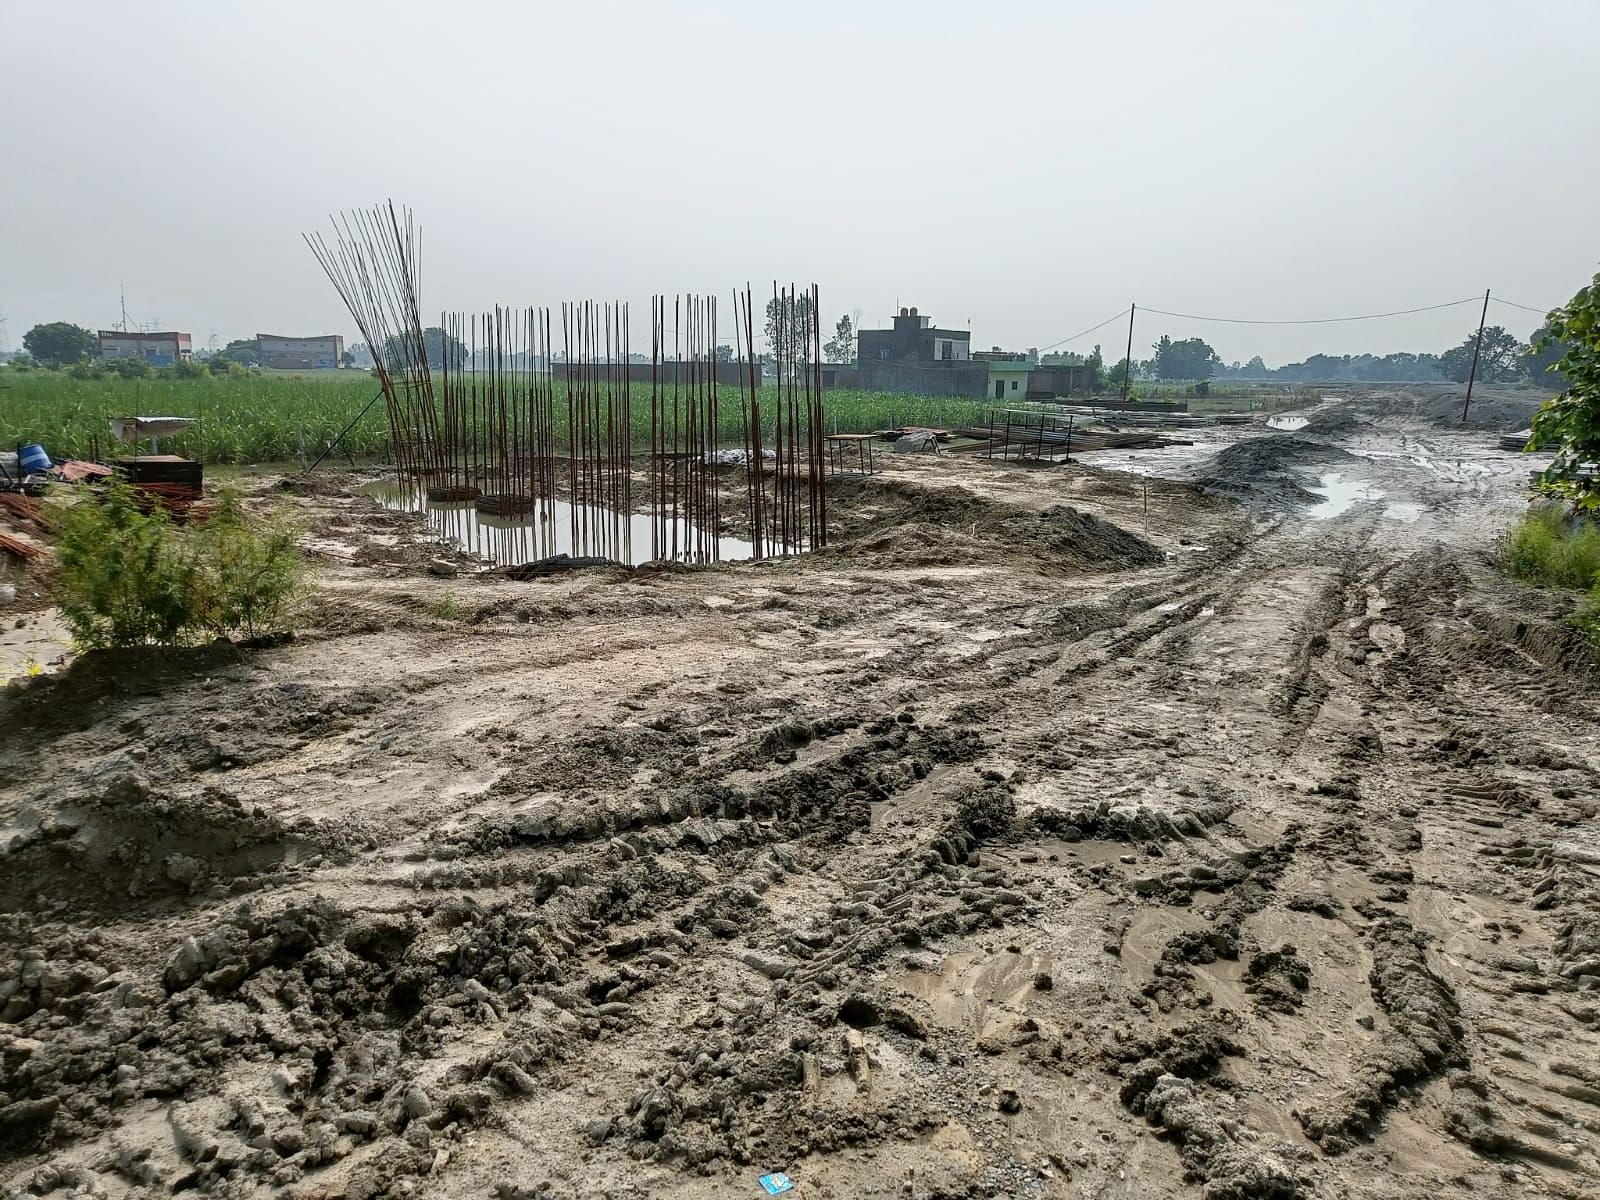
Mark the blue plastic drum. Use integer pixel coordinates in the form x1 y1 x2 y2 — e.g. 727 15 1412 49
18 444 52 473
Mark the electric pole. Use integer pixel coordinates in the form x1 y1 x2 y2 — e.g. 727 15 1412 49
1461 289 1491 423
1121 303 1136 409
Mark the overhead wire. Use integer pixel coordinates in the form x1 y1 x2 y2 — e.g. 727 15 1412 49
1036 307 1132 352
1489 296 1555 316
1137 296 1483 326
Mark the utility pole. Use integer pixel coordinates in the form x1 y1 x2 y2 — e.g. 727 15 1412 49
1460 288 1491 423
120 284 130 333
1121 303 1136 409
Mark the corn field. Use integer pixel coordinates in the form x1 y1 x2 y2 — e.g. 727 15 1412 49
2 367 999 465
0 370 388 463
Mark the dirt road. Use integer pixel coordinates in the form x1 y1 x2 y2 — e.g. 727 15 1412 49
3 387 1597 1199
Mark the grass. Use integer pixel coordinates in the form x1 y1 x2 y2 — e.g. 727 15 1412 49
1502 505 1600 647
1 368 386 463
3 364 1291 467
1504 505 1600 590
2 366 1000 464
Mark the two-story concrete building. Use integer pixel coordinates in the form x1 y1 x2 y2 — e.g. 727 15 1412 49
857 307 971 365
853 308 986 396
98 330 192 365
258 333 345 370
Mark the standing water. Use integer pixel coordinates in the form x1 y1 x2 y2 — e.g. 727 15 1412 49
362 483 757 567
1305 472 1381 519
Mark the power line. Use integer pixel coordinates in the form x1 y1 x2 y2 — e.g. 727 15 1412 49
1138 296 1482 326
1489 296 1554 316
1036 307 1131 353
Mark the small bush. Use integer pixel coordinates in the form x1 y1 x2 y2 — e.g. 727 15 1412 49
1576 589 1600 644
431 591 463 621
54 484 304 650
173 359 211 380
109 357 152 379
1503 504 1600 591
67 360 106 381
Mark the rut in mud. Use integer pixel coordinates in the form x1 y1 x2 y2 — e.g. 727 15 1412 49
2 390 1598 1200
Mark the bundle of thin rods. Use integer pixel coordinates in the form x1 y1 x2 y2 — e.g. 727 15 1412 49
305 203 440 480
734 284 827 558
308 208 828 563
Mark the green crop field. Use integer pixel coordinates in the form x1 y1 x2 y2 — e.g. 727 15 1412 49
1 367 1010 465
1 369 388 463
4 365 1304 466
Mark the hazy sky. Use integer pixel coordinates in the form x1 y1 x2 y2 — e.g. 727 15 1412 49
4 0 1597 365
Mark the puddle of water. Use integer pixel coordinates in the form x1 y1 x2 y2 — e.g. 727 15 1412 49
0 607 74 681
1306 472 1382 520
1267 414 1309 431
1382 502 1423 523
362 483 756 567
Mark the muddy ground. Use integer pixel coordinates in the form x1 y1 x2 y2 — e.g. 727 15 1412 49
2 386 1597 1200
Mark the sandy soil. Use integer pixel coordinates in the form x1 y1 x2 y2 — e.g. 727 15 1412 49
3 386 1597 1200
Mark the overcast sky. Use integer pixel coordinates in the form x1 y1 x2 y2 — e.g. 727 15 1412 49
4 0 1596 365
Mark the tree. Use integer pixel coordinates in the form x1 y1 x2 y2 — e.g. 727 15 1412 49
1528 272 1600 511
822 314 855 364
23 321 95 366
763 293 815 375
714 343 735 363
380 326 466 371
213 338 260 367
1150 335 1221 380
1437 326 1526 384
1525 322 1568 389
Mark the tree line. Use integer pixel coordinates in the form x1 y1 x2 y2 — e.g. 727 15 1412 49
1029 323 1567 388
9 315 1570 390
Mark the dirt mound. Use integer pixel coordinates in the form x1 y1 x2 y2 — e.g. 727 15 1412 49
0 768 339 911
1364 386 1549 431
1297 406 1367 437
828 477 1162 570
1195 435 1357 506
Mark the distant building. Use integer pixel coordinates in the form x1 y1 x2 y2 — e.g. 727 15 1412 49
857 307 971 365
853 307 984 396
843 307 1095 400
98 330 192 365
258 333 345 370
1027 364 1096 399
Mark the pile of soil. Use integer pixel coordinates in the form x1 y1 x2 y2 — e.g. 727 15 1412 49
826 478 1162 570
1412 389 1547 431
1297 406 1367 438
1350 385 1549 432
1194 435 1357 507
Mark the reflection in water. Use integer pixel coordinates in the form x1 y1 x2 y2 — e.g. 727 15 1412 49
363 483 756 567
1306 472 1382 520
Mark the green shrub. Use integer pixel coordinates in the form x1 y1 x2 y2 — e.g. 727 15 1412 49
67 360 106 381
1576 588 1600 644
1503 504 1600 590
53 484 304 650
173 359 210 380
188 490 304 638
109 357 152 379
